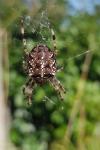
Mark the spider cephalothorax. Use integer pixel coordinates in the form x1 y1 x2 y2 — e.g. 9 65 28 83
21 19 66 105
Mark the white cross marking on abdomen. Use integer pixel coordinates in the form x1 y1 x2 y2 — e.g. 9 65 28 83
41 51 45 78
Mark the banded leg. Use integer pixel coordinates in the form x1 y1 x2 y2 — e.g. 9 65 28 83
51 28 58 54
49 77 66 101
21 17 27 52
23 78 35 105
21 17 29 73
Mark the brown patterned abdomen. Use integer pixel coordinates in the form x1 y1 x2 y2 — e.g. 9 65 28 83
25 45 57 82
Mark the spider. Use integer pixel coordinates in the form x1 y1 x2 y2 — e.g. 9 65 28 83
21 18 66 105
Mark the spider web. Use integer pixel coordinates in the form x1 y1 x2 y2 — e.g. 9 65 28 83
23 1 95 62
24 14 95 59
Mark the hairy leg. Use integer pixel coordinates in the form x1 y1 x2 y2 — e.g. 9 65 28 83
23 78 35 105
50 28 58 55
49 77 66 101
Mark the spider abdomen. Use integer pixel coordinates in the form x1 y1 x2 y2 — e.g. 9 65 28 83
24 44 57 83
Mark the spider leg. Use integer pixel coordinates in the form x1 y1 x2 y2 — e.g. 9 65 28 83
51 28 58 54
57 66 63 72
21 18 30 73
21 17 28 52
23 77 35 105
48 77 66 101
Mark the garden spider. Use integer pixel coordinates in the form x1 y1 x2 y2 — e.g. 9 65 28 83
21 18 66 105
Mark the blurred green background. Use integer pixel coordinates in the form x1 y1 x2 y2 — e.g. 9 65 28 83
0 0 100 150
